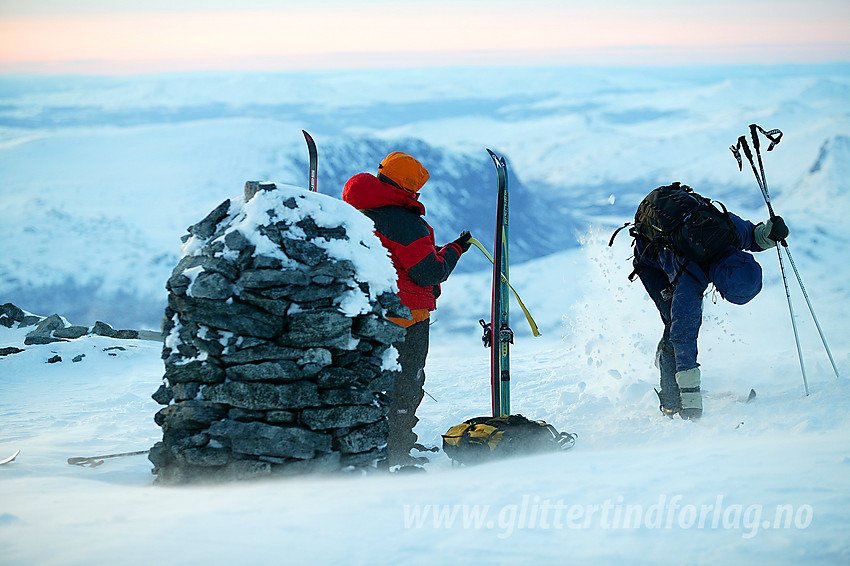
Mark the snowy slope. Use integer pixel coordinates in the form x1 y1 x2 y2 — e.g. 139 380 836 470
1 231 848 565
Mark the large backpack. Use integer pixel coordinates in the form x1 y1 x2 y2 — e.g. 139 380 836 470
442 414 576 465
610 183 738 280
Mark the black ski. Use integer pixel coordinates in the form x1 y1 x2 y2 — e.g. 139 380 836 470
487 148 511 417
302 130 318 193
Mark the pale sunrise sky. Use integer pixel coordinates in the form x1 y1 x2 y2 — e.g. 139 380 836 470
1 0 849 74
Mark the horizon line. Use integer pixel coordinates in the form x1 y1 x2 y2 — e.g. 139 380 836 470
2 43 849 76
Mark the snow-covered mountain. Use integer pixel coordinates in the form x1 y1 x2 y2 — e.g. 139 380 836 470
1 64 848 330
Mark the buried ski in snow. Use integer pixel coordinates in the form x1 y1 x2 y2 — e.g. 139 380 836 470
1 450 21 465
703 388 757 404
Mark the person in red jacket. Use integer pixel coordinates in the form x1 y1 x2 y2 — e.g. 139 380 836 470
343 152 471 467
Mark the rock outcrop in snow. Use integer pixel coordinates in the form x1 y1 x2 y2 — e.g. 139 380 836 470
0 303 156 348
148 182 407 483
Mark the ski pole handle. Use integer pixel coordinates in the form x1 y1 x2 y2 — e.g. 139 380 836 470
739 136 754 162
750 124 761 152
749 124 783 151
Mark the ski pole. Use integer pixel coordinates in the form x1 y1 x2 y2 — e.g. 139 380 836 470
731 134 809 395
748 124 782 216
68 450 149 467
780 244 840 380
747 125 840 381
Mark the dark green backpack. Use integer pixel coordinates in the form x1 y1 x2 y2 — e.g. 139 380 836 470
442 414 576 465
610 182 738 280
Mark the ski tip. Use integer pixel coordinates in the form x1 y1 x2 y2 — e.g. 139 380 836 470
485 148 504 165
0 449 21 465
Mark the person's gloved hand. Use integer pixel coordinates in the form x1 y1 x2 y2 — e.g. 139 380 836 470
453 230 472 253
754 216 789 249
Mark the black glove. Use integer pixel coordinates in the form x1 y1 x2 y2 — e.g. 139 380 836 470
453 230 472 253
768 215 789 242
754 216 789 249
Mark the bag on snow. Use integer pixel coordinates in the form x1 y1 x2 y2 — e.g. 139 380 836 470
441 414 576 465
610 182 737 279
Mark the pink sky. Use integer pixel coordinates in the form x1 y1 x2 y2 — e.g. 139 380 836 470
1 1 849 74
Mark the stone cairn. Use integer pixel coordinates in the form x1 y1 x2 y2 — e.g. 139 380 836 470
148 182 408 484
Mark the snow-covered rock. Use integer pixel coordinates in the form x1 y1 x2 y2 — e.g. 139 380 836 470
151 182 408 483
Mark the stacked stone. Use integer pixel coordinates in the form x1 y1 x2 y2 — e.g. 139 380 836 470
149 182 408 484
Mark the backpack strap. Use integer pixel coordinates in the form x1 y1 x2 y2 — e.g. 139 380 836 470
608 222 631 247
627 233 663 282
554 429 577 450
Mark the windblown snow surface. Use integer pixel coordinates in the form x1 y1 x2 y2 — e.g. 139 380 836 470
1 65 849 565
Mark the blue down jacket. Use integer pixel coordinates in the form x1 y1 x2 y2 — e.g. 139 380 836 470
634 212 765 372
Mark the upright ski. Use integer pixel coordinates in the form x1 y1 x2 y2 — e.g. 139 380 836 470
487 149 512 417
302 130 318 192
441 149 576 464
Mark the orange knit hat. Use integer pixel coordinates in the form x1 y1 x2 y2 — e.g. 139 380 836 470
378 152 430 193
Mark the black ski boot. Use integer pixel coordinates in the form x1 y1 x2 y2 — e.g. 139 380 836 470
387 427 429 469
655 388 682 419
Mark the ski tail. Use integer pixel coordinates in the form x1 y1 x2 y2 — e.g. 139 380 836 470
302 130 318 192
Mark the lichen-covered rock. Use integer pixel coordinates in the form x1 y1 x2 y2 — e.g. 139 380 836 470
334 419 390 454
208 420 332 460
203 381 320 411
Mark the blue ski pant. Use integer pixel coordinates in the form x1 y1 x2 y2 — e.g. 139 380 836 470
638 265 705 407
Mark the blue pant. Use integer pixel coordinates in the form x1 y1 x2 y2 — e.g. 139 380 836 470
638 265 705 408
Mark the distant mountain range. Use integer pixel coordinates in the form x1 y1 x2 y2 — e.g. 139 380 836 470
1 65 847 329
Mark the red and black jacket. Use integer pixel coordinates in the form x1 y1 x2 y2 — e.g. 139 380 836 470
342 172 463 312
